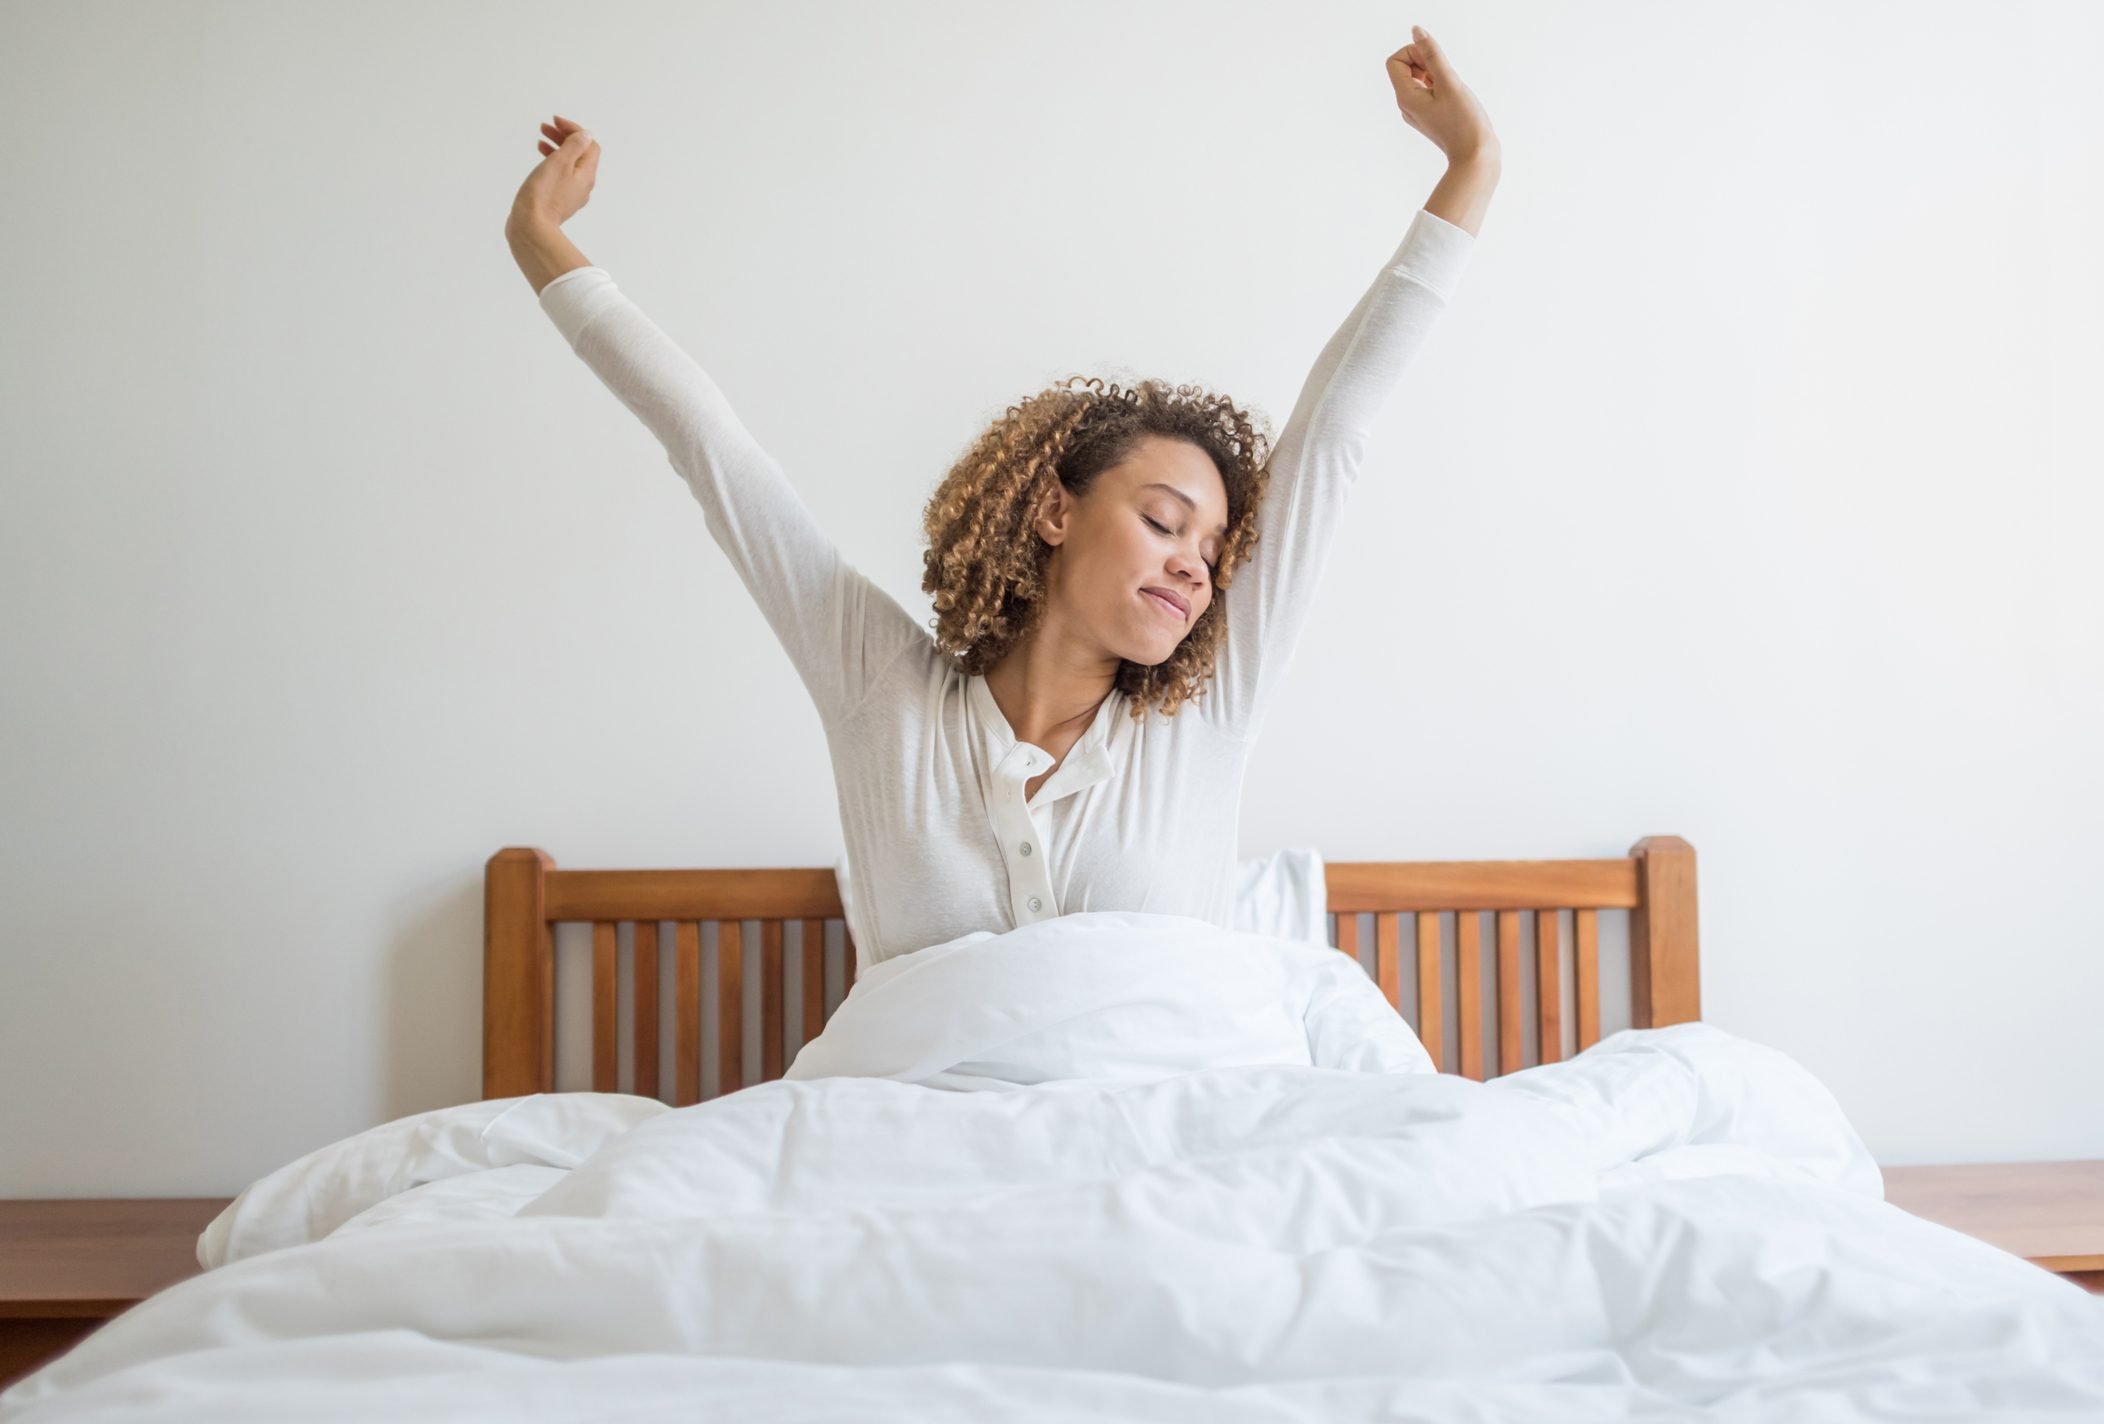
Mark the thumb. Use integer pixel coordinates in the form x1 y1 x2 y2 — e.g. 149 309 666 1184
563 127 594 157
1410 25 1453 82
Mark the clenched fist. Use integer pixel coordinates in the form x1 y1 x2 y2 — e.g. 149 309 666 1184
1387 26 1498 163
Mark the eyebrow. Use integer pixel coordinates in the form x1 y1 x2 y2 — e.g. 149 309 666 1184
1140 483 1228 536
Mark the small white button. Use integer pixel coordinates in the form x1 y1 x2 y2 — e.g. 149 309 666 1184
1020 842 1032 856
1028 896 1042 912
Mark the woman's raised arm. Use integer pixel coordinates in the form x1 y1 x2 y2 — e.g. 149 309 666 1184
504 118 925 729
1200 28 1499 740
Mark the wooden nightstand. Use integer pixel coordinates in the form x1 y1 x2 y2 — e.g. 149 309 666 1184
0 1199 232 1391
1883 1160 2104 1293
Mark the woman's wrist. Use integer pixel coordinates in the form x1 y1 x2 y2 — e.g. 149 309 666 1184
1423 146 1500 238
1445 140 1501 172
504 210 591 295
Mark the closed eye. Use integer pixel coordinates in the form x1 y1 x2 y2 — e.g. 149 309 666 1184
1143 515 1219 575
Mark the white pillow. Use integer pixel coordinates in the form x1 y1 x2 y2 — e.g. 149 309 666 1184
1229 846 1329 946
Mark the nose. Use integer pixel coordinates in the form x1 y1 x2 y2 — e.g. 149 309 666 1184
1167 550 1205 596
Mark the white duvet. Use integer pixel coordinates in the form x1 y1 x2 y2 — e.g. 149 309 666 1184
5 911 2101 1421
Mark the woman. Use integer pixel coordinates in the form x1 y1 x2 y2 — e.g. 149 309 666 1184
504 26 1499 969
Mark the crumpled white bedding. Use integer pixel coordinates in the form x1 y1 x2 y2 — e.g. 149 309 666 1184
4 911 2100 1421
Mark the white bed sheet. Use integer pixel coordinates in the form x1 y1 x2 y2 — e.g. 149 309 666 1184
4 911 2100 1421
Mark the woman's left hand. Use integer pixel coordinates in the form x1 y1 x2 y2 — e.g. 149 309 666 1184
1387 25 1499 163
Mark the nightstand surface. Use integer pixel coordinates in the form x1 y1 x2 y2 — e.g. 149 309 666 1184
0 1198 231 1318
1882 1159 2104 1274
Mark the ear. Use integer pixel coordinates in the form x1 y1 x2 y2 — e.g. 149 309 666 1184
1033 481 1074 548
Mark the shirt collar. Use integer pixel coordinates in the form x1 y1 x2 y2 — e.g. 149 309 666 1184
968 673 1119 805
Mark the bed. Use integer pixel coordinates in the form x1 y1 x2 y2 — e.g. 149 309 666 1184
3 834 2100 1421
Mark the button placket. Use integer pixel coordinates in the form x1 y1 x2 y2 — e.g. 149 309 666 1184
993 740 1059 925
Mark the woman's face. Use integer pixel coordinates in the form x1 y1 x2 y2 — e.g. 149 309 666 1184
1034 435 1229 666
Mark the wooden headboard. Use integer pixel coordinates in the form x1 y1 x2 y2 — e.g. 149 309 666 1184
483 834 1699 1104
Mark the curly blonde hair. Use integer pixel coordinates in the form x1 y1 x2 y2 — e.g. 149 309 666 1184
920 374 1273 722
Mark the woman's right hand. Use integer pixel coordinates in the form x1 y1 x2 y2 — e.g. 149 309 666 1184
509 115 600 231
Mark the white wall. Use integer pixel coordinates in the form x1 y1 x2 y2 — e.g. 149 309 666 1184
2 0 2097 1195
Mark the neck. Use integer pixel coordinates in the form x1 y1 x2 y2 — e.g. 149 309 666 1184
982 630 1118 748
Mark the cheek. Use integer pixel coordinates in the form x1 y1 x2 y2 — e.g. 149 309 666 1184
1103 531 1156 584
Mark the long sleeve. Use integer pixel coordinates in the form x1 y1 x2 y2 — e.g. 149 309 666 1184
537 268 926 728
1199 206 1476 741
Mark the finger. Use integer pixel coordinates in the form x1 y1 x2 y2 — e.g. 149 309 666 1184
537 140 554 157
549 115 582 134
1411 25 1452 77
1386 54 1431 97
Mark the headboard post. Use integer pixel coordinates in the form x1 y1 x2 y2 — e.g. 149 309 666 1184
484 847 556 1097
1629 834 1700 1027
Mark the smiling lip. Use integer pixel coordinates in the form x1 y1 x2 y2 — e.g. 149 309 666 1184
1142 588 1189 620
